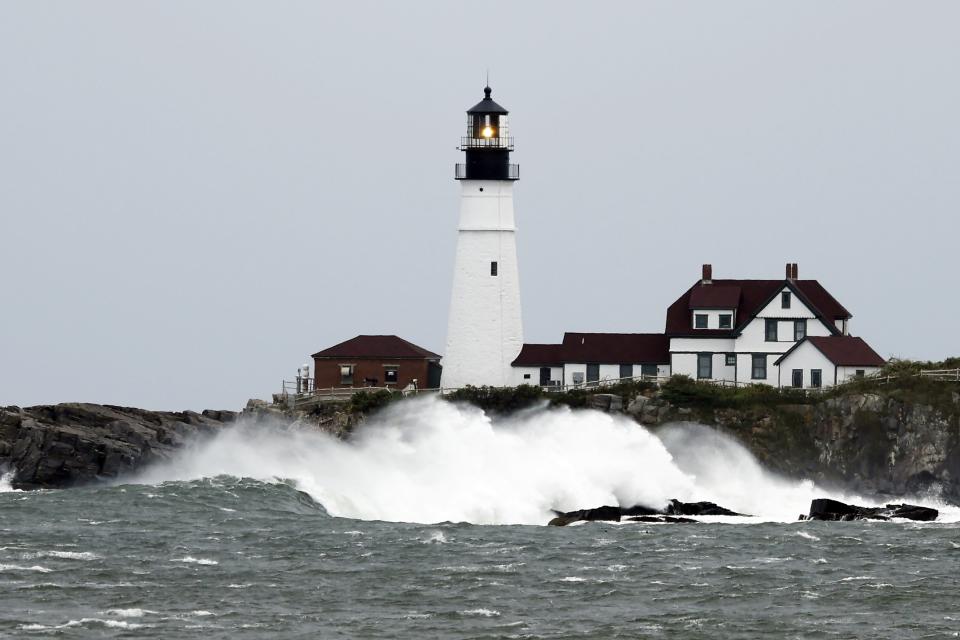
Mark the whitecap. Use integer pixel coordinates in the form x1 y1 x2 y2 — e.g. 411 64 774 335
0 563 51 573
461 608 500 617
840 576 873 581
794 531 820 541
423 530 447 544
560 576 586 582
173 556 218 566
102 608 156 618
35 550 99 561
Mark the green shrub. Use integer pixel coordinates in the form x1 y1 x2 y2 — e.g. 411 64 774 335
443 384 546 414
348 389 399 415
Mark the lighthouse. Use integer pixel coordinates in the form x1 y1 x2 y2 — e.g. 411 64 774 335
442 86 523 389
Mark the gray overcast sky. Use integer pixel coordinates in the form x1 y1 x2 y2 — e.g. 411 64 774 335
1 2 958 410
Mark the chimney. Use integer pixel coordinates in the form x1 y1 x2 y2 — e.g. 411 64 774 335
701 264 712 284
792 263 799 279
785 262 792 279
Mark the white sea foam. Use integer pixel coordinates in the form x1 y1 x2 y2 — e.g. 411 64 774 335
173 556 218 565
461 608 500 617
131 397 939 526
561 576 586 582
0 471 23 492
102 608 156 618
32 550 99 561
794 531 821 541
0 563 52 573
20 618 144 630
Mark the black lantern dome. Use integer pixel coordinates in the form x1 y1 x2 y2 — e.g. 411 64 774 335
455 86 519 181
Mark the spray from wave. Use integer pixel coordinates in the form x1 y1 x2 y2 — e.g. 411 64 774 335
130 396 873 525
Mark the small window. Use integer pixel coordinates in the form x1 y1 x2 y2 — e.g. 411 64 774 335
383 366 398 384
640 364 658 377
339 365 354 385
855 369 865 378
782 291 791 309
792 369 803 388
765 319 778 342
719 314 732 329
725 353 736 366
490 261 498 276
619 364 633 380
695 314 708 329
794 319 807 342
811 369 822 388
751 354 767 380
697 353 712 380
523 373 531 379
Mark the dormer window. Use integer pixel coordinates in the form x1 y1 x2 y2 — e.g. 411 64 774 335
719 314 732 329
782 291 791 309
695 314 708 329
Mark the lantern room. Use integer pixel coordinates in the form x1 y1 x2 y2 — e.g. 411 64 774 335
455 86 519 181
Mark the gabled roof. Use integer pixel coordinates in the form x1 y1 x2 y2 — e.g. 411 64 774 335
665 279 851 337
511 333 670 366
775 336 885 367
512 344 565 367
312 335 440 360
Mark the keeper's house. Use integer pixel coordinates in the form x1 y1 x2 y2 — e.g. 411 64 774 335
312 335 442 390
510 263 885 390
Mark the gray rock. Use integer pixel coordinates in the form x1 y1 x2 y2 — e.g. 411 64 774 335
626 395 649 416
0 403 238 489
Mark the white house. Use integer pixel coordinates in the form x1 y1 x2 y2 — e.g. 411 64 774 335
511 333 670 387
665 263 882 388
774 336 885 388
509 263 885 390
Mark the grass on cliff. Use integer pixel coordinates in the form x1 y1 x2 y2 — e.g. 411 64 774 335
442 380 657 414
658 375 813 410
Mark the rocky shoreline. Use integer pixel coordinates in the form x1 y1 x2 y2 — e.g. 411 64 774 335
2 379 959 502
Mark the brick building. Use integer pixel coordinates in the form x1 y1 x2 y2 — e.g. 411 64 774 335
311 335 442 390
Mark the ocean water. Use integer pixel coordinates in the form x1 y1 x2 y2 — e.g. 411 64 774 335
2 398 958 638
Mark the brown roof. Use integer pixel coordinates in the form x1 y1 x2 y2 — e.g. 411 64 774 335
312 335 440 360
689 285 742 309
511 333 670 366
776 336 886 367
666 279 851 337
511 344 566 366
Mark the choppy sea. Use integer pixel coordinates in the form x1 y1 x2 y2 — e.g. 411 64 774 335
2 398 958 638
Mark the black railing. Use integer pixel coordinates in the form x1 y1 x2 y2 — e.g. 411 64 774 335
459 136 515 150
455 163 520 180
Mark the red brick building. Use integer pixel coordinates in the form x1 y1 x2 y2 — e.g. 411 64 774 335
311 335 442 390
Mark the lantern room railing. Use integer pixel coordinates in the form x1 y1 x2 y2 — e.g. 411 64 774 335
459 136 515 151
455 163 520 180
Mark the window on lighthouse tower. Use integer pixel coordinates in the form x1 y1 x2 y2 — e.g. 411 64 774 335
473 114 498 139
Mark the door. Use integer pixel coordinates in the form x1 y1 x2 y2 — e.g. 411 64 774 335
586 364 600 386
539 367 551 386
792 369 803 388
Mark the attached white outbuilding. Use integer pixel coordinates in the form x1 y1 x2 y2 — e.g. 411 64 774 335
774 336 886 388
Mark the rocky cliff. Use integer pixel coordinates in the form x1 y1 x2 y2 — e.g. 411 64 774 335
624 383 960 503
0 404 238 489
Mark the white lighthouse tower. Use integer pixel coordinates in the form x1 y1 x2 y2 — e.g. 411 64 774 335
442 86 523 389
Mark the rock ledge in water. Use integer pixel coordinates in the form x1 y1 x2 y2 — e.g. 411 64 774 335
548 500 742 526
802 498 938 522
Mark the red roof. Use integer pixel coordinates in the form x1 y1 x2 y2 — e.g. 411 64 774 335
689 285 742 309
511 333 670 366
777 336 886 367
666 279 851 337
511 344 566 366
312 335 440 360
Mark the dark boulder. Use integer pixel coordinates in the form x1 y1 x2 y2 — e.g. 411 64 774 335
666 499 742 517
805 498 938 522
548 499 742 526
